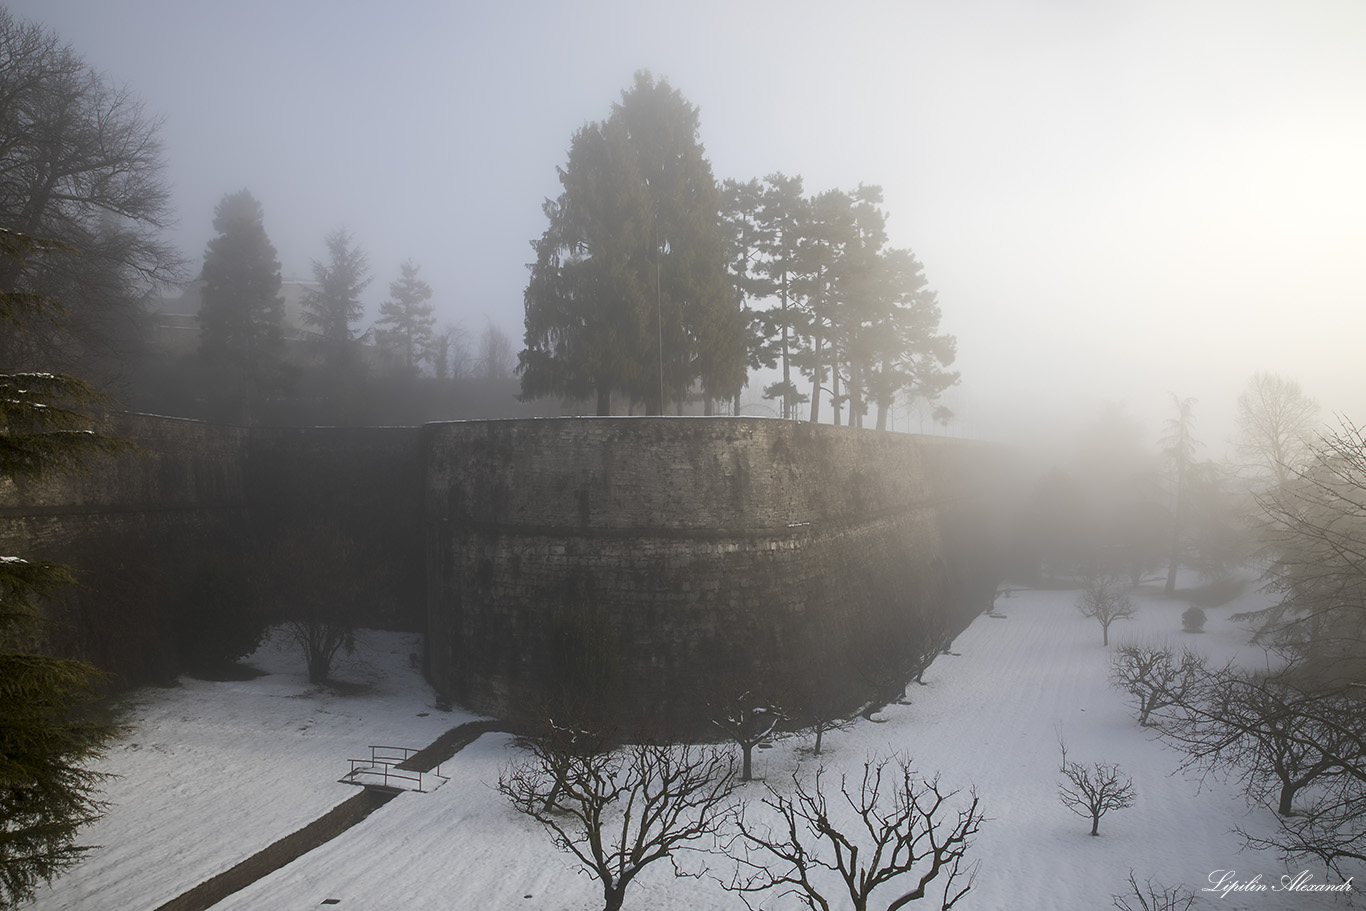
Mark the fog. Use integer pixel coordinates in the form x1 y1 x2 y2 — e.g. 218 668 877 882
10 0 1365 453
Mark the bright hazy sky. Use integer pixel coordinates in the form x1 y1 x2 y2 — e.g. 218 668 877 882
10 0 1366 454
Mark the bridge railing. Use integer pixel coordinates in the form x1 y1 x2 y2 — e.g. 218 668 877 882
342 745 447 793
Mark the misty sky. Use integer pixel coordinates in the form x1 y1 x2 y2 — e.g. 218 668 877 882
11 0 1366 454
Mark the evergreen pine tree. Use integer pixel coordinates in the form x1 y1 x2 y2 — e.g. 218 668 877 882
198 190 289 424
0 229 124 907
301 228 370 353
375 260 435 375
520 71 744 414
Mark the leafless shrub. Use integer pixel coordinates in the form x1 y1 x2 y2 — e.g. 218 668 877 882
1058 761 1135 836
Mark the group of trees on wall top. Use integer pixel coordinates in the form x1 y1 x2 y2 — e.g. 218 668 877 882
0 1 953 432
519 71 959 422
192 192 518 426
0 8 520 430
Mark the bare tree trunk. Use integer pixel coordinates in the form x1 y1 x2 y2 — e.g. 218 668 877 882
1279 782 1296 816
832 368 842 426
808 327 822 423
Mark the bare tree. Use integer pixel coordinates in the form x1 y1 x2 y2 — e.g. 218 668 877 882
712 691 783 782
1235 371 1319 488
512 714 615 813
0 9 180 381
1239 764 1366 877
726 755 983 910
856 617 956 722
429 322 468 380
268 524 362 684
803 714 856 758
1109 643 1205 726
499 738 737 911
1162 422 1366 874
1158 664 1358 818
1160 395 1200 597
1245 420 1366 685
1058 760 1135 836
1153 659 1366 873
1111 870 1195 911
1076 570 1135 646
475 319 515 380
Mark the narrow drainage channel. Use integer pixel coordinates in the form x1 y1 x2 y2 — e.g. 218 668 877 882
153 720 507 911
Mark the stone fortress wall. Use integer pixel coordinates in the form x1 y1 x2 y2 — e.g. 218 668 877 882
1 414 1007 722
0 414 252 682
423 418 1007 730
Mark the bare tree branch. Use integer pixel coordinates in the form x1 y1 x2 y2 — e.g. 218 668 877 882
727 754 982 911
500 734 738 911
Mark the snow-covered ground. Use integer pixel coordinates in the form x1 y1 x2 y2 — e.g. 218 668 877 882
23 577 1359 910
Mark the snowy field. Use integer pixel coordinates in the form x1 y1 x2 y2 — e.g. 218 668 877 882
23 577 1359 911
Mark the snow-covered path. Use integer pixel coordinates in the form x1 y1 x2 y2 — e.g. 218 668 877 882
23 579 1357 910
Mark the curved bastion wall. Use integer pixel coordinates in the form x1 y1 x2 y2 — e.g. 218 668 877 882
1 411 1008 718
423 417 1008 731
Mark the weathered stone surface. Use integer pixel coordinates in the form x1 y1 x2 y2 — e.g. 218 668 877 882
1 413 1007 718
0 416 424 685
0 414 251 684
424 418 1006 732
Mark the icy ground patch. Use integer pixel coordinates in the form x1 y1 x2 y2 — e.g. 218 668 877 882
24 579 1360 910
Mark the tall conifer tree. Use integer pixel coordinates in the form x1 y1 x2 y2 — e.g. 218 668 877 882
302 228 370 351
0 229 123 907
198 190 288 424
375 259 435 375
520 72 744 414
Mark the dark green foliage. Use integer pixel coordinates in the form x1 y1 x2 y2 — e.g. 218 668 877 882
197 190 290 424
1244 422 1366 676
721 174 808 420
519 71 745 415
0 371 128 482
723 178 958 428
0 654 112 906
1 228 122 906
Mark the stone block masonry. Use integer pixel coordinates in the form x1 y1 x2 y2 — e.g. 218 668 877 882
0 415 425 686
424 418 1007 733
0 414 252 684
0 411 1007 722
